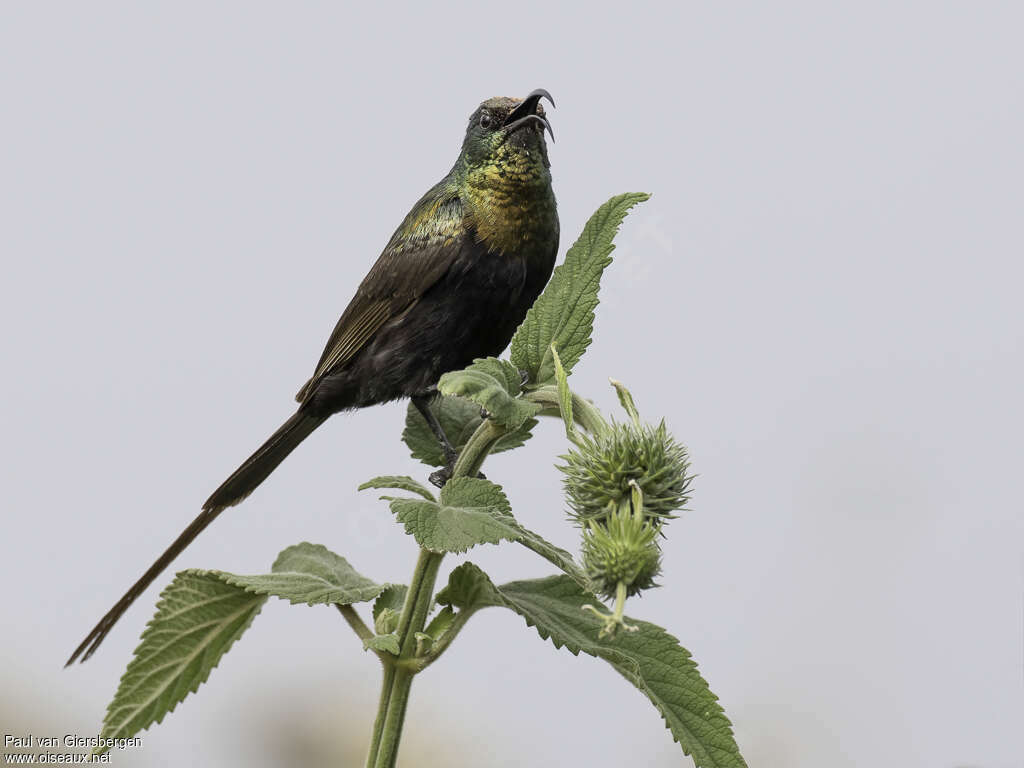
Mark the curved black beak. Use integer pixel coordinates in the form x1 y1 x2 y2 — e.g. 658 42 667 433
503 88 555 142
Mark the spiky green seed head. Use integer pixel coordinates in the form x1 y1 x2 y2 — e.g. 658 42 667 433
582 508 662 599
560 420 692 526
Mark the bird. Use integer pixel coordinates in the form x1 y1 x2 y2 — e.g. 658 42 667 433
67 89 559 665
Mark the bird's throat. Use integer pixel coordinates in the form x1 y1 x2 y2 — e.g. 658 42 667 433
461 147 555 255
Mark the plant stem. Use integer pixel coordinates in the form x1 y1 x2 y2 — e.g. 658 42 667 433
525 386 608 435
364 663 396 767
365 549 443 768
337 605 376 645
364 413 506 767
452 417 506 477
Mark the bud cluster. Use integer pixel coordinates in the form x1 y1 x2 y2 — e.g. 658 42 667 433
561 420 692 527
581 500 662 599
559 387 692 615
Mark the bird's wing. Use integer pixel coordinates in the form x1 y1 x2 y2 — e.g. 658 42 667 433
296 183 465 403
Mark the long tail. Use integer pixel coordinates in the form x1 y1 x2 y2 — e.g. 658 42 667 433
66 410 327 665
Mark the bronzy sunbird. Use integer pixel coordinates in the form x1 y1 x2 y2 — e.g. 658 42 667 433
67 89 558 665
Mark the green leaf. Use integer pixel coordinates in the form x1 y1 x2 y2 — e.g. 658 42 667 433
610 378 641 425
96 571 266 751
439 565 747 768
372 584 407 634
438 357 540 431
363 633 401 655
436 561 505 610
95 543 385 751
403 396 537 467
216 542 385 606
372 584 408 623
374 478 584 580
550 344 575 438
511 192 651 386
359 475 436 501
423 605 457 644
384 477 520 553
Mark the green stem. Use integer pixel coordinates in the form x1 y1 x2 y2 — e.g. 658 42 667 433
366 413 505 768
525 386 608 435
613 580 629 623
372 667 415 767
452 417 506 477
337 605 376 646
366 549 442 768
364 663 396 767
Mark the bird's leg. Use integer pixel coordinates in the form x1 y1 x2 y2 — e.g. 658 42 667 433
413 394 489 488
413 395 459 488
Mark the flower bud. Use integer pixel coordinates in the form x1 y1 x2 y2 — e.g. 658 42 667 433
560 420 692 526
582 507 662 599
374 608 399 636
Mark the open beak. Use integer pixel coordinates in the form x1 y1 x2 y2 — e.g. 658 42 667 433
503 88 555 142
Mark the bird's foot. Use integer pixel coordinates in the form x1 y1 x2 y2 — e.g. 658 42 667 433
429 466 450 488
429 461 487 489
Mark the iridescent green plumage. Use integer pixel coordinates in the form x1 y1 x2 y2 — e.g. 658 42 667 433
68 90 559 666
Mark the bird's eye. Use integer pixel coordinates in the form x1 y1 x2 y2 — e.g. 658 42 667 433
479 112 493 129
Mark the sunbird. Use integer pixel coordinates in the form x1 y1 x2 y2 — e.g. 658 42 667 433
68 89 559 665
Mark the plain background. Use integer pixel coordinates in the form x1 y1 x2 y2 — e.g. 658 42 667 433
2 3 1021 766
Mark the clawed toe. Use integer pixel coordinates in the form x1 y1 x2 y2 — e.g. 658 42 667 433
429 462 486 488
429 466 451 488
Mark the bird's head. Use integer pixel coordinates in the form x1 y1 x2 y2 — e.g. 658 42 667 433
456 89 555 182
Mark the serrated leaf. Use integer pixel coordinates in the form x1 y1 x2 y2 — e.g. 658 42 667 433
384 477 520 553
438 357 540 431
359 475 436 501
96 571 266 751
363 633 401 655
364 476 582 583
403 396 536 467
511 192 651 386
95 544 384 752
216 542 385 606
439 565 747 768
438 475 510 510
436 561 505 610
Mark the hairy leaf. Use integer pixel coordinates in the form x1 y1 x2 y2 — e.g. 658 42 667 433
403 396 536 467
439 565 747 768
511 193 651 386
364 633 400 655
371 477 584 582
438 357 540 431
95 543 385 750
423 605 457 644
359 475 436 501
217 542 385 606
96 572 266 750
382 477 520 553
372 584 408 623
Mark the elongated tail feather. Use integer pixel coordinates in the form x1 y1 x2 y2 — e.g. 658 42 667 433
65 410 327 665
202 410 326 513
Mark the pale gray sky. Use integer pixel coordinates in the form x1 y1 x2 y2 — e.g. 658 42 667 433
2 3 1021 767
